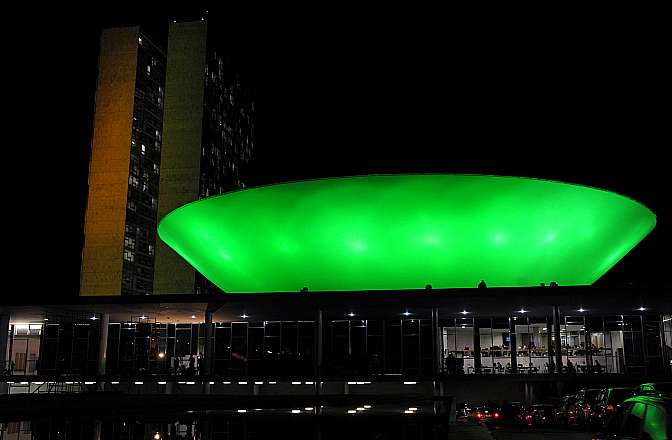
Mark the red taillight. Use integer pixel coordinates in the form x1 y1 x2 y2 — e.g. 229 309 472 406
606 404 614 412
476 412 483 419
525 414 533 423
494 412 500 419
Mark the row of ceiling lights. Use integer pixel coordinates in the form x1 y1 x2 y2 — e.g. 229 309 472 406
346 306 649 318
41 306 651 323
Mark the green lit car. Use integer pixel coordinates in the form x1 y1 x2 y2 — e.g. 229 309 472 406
635 383 672 395
593 393 671 440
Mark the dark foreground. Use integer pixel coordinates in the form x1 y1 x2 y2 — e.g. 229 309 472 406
488 425 592 440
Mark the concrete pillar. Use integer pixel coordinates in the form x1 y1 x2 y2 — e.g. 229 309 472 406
93 419 102 440
203 310 213 375
0 313 9 395
315 308 323 378
584 319 592 371
431 307 440 377
473 319 482 374
97 314 109 376
553 306 563 372
546 316 554 372
0 313 10 372
509 317 517 373
203 309 213 395
447 394 457 424
96 313 109 391
314 307 323 417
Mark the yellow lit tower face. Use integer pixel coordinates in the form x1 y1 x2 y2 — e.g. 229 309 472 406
157 175 656 293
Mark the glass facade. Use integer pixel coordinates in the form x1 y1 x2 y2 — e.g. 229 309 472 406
6 312 667 378
200 53 254 197
122 33 166 295
195 50 255 295
5 325 41 376
38 322 99 375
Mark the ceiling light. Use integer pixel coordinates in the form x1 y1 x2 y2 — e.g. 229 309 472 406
460 310 470 315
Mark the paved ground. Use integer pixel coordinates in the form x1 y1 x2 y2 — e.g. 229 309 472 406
488 425 593 440
445 420 494 439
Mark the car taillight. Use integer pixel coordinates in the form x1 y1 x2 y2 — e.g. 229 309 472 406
525 414 533 423
494 412 500 419
606 404 614 412
476 412 483 419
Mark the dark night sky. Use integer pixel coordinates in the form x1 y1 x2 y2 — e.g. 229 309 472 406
10 7 669 297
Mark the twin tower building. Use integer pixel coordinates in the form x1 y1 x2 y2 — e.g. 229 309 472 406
80 20 255 296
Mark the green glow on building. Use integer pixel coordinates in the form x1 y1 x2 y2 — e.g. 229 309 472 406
157 175 656 293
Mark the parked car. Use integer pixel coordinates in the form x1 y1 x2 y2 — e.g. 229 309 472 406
635 382 672 395
459 402 475 418
494 402 523 425
570 388 601 428
591 387 635 428
521 404 555 427
554 394 577 427
470 406 496 423
592 393 671 439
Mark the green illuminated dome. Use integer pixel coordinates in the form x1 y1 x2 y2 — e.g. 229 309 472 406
158 174 656 293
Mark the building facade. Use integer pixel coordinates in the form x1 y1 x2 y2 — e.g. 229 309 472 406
80 27 166 296
80 21 255 297
153 20 255 296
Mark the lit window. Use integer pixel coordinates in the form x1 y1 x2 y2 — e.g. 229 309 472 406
124 250 134 262
138 37 142 45
147 65 151 74
141 144 146 155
